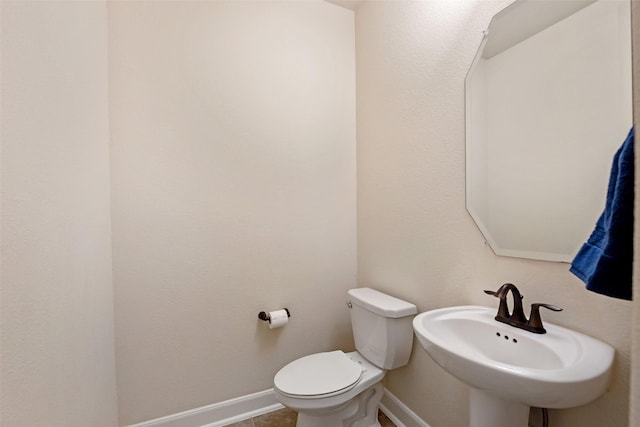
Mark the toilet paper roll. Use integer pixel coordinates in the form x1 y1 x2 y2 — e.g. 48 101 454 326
268 309 289 329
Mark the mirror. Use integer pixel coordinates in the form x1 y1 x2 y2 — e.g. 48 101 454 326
465 0 632 262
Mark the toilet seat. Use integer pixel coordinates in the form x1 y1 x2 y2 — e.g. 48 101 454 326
274 351 363 399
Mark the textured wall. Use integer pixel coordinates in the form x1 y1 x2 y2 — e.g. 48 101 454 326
108 2 357 424
0 2 118 426
356 1 632 426
630 0 639 424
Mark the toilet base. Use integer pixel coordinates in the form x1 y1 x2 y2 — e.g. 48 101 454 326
295 382 384 427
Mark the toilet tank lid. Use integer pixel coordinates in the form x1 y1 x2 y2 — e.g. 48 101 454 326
348 288 417 318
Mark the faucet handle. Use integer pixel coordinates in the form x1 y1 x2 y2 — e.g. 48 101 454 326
484 287 523 320
528 303 563 334
484 289 506 317
484 285 524 299
532 303 562 312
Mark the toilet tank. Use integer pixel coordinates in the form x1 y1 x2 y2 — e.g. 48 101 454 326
347 287 417 370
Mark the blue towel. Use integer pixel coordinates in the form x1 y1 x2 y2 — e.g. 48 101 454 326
570 127 634 300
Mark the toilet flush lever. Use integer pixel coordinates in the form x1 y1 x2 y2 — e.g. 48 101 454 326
346 301 353 309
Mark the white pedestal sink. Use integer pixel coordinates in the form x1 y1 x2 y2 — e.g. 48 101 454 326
412 306 614 427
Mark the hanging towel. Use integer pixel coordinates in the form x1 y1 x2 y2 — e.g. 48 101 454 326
570 127 634 300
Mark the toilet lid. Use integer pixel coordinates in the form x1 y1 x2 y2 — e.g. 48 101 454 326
274 351 363 397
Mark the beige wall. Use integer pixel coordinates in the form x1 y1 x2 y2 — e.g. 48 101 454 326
631 0 639 425
356 1 633 426
0 2 118 426
108 1 357 424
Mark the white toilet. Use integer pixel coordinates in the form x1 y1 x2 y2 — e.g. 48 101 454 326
273 287 417 427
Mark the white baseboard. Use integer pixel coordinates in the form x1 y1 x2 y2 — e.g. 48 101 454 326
380 388 431 427
122 389 283 427
123 387 429 427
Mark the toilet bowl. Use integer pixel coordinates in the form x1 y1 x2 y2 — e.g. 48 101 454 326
273 288 417 427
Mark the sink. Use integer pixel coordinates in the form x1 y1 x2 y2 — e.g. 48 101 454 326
413 305 614 427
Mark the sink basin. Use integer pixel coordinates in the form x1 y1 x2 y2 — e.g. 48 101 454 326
413 306 614 426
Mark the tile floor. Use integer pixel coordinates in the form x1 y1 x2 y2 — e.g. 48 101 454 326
223 406 397 427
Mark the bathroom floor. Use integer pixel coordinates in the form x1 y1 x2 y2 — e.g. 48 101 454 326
222 407 397 427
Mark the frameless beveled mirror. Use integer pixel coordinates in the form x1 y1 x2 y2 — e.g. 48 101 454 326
465 0 632 262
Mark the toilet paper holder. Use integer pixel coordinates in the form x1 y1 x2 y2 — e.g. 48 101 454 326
258 308 291 322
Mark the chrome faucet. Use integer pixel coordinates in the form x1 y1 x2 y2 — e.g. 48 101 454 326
484 283 562 334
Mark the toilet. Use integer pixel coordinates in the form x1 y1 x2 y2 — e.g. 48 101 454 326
273 287 417 427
